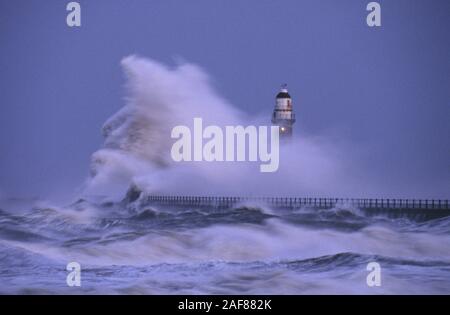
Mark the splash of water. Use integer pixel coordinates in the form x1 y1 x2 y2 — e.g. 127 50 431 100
84 56 373 202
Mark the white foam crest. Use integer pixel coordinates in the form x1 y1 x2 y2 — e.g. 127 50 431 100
13 219 450 266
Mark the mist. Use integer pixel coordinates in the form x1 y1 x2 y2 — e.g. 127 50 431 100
83 55 446 202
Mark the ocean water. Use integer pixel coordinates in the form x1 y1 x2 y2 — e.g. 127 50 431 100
0 196 449 294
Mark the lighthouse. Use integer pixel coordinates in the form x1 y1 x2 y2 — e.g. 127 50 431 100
272 84 296 138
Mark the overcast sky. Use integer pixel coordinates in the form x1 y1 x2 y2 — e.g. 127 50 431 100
0 0 449 199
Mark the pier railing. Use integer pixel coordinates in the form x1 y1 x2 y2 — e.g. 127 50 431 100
141 195 449 210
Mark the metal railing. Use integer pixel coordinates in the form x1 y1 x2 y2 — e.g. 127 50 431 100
141 195 449 210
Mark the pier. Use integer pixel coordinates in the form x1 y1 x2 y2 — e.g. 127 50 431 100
137 195 450 219
142 195 449 209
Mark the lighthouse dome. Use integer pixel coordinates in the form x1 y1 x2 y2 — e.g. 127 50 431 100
276 88 291 99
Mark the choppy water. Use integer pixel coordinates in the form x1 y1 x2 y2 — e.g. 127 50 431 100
0 197 449 294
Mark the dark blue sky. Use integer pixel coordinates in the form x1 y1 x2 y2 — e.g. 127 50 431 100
0 0 449 198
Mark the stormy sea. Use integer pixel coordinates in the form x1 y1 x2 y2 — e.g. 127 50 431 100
1 193 450 295
1 56 448 294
